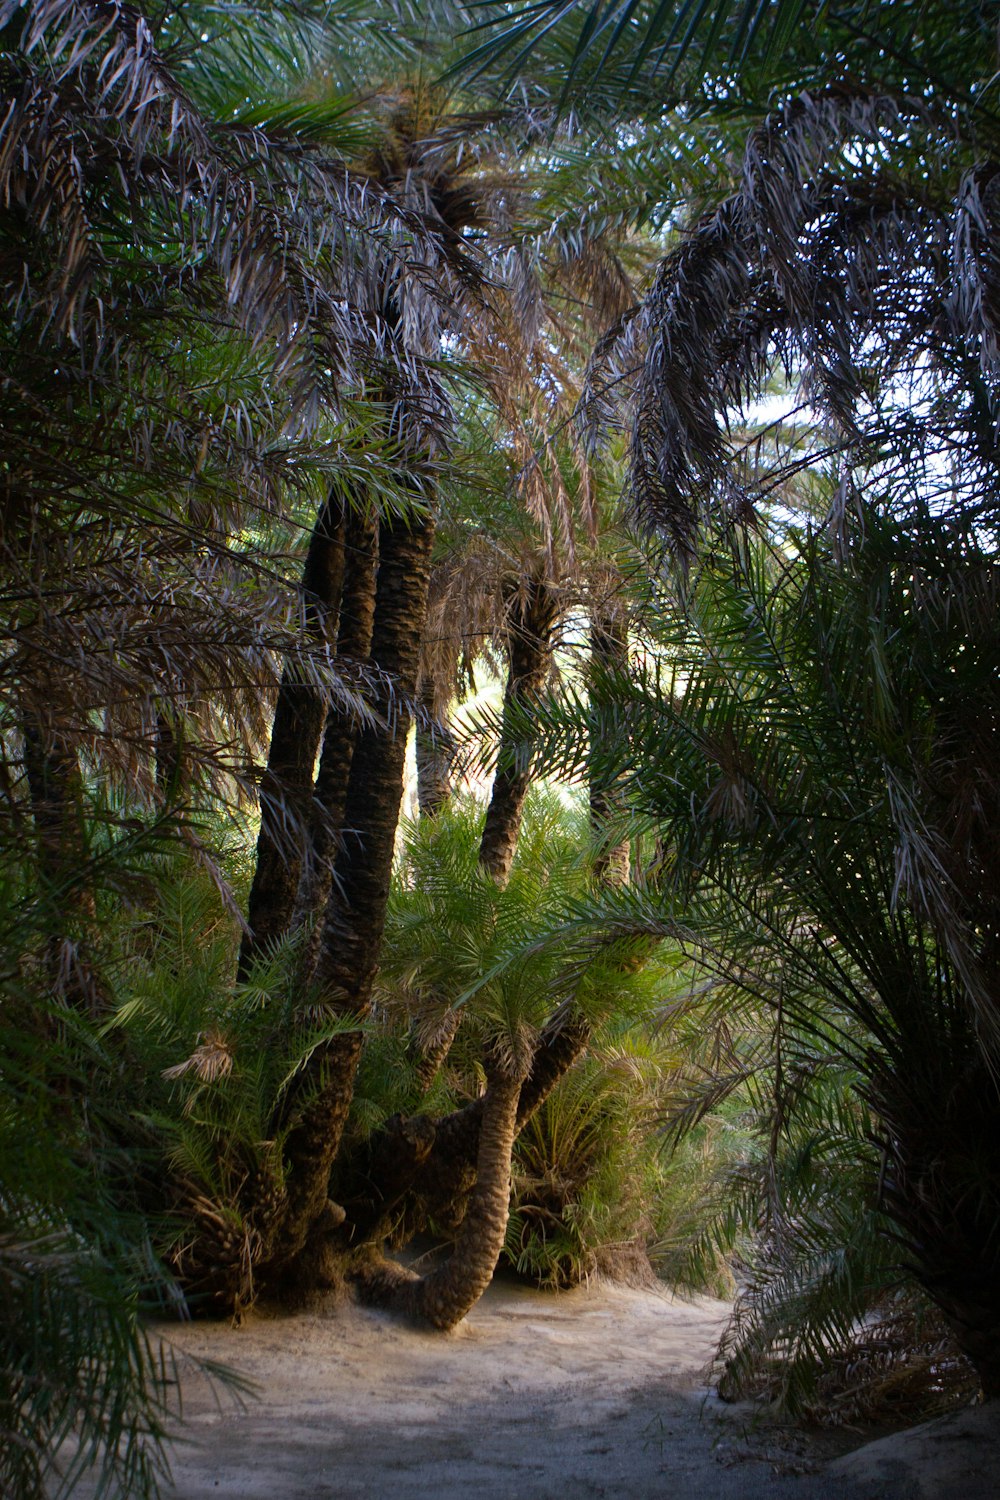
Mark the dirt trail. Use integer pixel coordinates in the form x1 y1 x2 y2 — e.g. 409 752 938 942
147 1275 997 1500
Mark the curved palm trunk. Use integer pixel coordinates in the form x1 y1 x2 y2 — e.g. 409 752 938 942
239 491 347 977
412 1008 592 1237
347 1009 592 1247
396 1067 523 1330
479 575 559 884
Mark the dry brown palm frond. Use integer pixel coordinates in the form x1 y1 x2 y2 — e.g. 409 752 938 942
804 1299 978 1427
0 7 507 865
418 536 511 716
0 0 488 463
581 86 1000 561
2 513 384 823
391 98 647 728
162 1028 235 1084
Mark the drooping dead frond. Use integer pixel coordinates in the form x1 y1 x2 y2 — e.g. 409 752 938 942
0 6 496 864
584 87 1000 561
162 1028 235 1084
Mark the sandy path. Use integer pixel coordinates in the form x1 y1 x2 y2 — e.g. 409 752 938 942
147 1276 996 1500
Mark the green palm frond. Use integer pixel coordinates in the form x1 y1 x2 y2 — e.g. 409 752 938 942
458 0 999 130
507 510 1000 1395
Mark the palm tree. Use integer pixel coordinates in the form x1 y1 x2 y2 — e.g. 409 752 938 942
0 0 427 1000
524 524 1000 1396
350 800 617 1327
455 0 1000 1394
240 85 513 1288
226 53 655 1297
0 0 479 1344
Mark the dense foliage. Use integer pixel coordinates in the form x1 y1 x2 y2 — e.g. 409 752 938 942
2 0 999 1491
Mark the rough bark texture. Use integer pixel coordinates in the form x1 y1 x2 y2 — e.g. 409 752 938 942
239 491 347 977
408 1006 464 1093
293 502 379 954
313 505 436 1010
516 1011 593 1125
414 1010 592 1237
478 576 559 885
270 504 437 1286
339 1111 438 1253
407 1068 523 1329
415 671 454 817
357 1067 525 1330
345 1010 592 1247
588 601 631 886
263 1029 364 1280
23 720 85 892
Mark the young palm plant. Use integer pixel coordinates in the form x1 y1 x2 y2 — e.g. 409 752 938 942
352 799 584 1326
345 795 661 1326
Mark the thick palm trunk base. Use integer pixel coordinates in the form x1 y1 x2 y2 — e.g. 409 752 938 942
357 1069 523 1330
408 1071 521 1329
264 1029 364 1283
345 1011 591 1248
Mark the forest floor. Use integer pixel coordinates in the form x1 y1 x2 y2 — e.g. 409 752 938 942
138 1272 998 1500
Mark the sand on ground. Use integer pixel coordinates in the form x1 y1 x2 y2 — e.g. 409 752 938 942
135 1274 997 1500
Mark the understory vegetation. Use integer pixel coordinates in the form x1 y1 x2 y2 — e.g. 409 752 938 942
1 0 998 1492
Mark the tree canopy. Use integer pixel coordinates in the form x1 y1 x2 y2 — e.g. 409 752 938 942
2 0 999 1491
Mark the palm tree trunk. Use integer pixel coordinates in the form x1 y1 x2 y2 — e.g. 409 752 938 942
263 1027 364 1278
269 502 437 1283
347 1010 591 1246
313 503 437 1007
238 490 347 977
589 599 630 885
881 1056 1000 1400
22 715 103 1015
479 575 559 884
415 670 454 816
293 501 379 956
154 711 183 803
936 1293 1000 1401
400 1066 524 1330
23 719 85 892
408 1007 464 1092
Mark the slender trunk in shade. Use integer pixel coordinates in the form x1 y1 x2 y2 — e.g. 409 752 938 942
239 490 347 977
478 575 559 885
